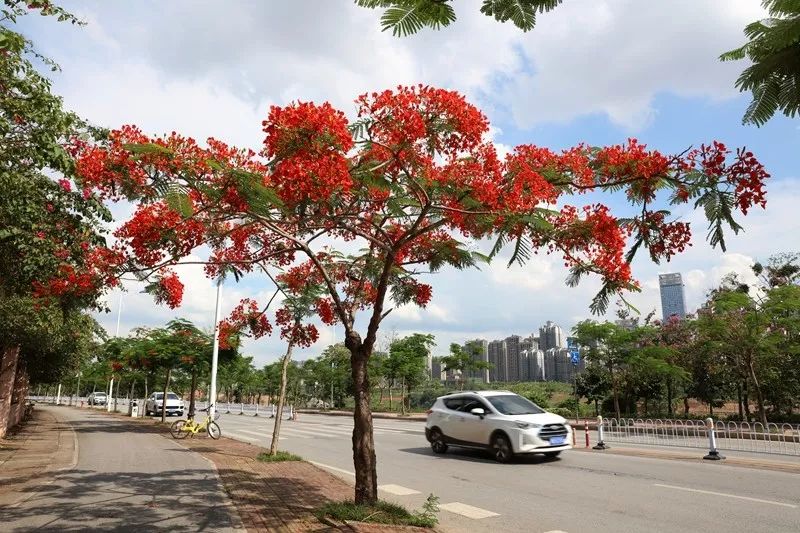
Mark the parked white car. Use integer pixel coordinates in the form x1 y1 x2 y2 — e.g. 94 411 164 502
145 392 184 417
87 392 107 406
425 390 572 462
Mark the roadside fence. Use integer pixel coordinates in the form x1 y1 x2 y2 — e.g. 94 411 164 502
599 417 800 457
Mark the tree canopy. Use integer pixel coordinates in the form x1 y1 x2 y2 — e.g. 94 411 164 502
720 0 800 126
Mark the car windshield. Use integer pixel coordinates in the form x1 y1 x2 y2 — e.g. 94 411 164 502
94 393 106 397
487 394 545 415
154 393 163 399
166 393 179 400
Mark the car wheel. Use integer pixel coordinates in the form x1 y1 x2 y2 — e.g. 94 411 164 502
429 428 448 454
492 433 514 463
544 451 561 458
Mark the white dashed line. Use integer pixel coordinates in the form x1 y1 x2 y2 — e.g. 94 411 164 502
440 502 500 519
378 484 421 496
653 484 797 508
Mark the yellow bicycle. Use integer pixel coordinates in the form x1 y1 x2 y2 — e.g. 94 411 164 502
170 405 221 439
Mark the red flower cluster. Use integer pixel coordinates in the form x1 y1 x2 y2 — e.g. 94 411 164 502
638 211 692 262
551 205 631 284
154 270 184 309
115 202 205 266
275 307 319 347
218 298 272 349
356 85 488 157
263 102 353 207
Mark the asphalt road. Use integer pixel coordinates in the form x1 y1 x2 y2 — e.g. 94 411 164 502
214 412 800 533
3 406 242 532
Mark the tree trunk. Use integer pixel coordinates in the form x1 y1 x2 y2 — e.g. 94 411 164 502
400 377 406 416
610 368 621 420
666 379 674 417
270 338 295 455
0 345 21 438
743 382 752 422
748 358 768 426
594 398 599 416
160 367 171 424
388 385 393 410
188 370 198 419
736 382 743 420
348 339 377 505
144 376 148 400
683 396 689 416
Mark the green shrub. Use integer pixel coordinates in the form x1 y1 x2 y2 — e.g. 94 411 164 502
317 494 439 528
256 451 303 462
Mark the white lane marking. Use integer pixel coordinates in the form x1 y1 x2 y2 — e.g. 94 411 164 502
277 426 350 438
543 530 569 533
309 461 355 476
224 430 259 443
378 484 421 496
653 484 797 509
440 502 500 519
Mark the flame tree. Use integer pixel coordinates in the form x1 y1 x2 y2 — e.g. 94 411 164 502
68 85 768 503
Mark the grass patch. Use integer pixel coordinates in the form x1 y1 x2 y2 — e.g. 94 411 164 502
256 450 303 462
317 495 439 528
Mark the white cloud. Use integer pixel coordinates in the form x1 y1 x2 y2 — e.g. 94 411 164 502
505 0 766 130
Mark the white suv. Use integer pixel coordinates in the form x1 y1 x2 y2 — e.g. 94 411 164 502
425 390 572 462
145 392 185 417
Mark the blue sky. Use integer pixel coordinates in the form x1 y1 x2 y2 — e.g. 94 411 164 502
18 1 800 365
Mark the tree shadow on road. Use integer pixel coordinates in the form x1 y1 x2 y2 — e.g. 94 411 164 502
399 446 562 465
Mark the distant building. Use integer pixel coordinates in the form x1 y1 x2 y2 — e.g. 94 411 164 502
463 339 490 383
488 340 507 382
504 335 523 382
659 273 687 321
430 357 444 382
524 348 545 381
615 318 638 331
539 321 567 351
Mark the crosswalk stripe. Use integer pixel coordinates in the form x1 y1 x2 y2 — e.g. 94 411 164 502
378 484 421 496
440 502 500 519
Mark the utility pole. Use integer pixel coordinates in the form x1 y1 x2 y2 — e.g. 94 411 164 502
209 279 223 420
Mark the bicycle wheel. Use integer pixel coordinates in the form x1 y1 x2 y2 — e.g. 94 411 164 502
207 421 221 440
170 420 189 439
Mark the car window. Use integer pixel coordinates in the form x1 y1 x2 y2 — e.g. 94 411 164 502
167 393 179 400
460 399 489 413
487 394 545 415
155 393 163 399
442 397 465 411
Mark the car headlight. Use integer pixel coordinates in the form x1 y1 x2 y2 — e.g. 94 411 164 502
514 422 542 429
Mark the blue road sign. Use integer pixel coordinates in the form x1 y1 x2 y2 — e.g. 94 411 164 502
570 349 580 365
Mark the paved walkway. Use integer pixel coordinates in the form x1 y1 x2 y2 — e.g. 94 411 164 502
0 408 77 507
0 405 243 532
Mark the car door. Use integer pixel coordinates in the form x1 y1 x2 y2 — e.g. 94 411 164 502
458 398 492 445
440 397 468 442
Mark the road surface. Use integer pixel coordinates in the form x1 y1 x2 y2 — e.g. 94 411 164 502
215 411 799 533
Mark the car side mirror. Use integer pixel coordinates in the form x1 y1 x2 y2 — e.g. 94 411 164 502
470 407 485 418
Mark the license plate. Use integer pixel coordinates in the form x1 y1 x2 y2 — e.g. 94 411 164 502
550 436 565 445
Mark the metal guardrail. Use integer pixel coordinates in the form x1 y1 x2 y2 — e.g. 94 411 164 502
602 417 800 456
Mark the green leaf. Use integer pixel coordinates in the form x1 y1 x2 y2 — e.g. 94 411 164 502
165 191 193 218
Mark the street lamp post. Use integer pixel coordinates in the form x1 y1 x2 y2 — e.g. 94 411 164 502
108 292 123 413
209 280 223 420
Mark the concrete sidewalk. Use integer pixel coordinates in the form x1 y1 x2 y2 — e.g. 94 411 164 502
0 405 243 532
0 408 77 507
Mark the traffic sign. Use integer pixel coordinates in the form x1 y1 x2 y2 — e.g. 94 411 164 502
570 349 580 365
